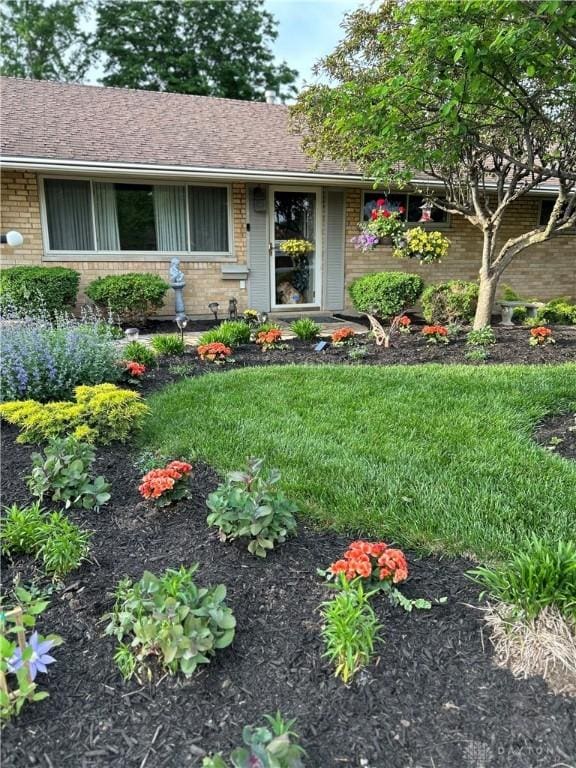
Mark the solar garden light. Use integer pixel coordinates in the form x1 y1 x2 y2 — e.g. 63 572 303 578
208 302 219 320
0 230 24 247
125 327 140 342
175 313 189 343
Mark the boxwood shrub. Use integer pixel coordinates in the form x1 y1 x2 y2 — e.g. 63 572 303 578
85 273 169 322
0 266 80 315
421 280 479 324
348 271 425 320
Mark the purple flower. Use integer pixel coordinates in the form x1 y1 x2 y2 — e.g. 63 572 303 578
8 632 57 680
351 232 380 252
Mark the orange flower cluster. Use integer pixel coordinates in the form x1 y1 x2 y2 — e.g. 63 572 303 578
331 327 355 343
139 461 192 500
256 329 283 347
531 326 552 339
398 315 411 327
124 361 146 377
197 342 232 361
422 325 447 337
329 540 409 584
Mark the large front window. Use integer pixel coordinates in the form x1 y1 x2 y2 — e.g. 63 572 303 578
42 178 231 255
362 192 449 226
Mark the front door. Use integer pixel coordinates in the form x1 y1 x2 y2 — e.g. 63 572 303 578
270 188 321 308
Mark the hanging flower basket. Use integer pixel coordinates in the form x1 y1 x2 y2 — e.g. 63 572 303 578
351 198 406 252
393 227 450 264
279 239 315 259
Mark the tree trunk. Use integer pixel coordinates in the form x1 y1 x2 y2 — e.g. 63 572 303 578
474 271 500 329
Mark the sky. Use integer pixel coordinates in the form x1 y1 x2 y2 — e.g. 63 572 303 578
263 0 362 91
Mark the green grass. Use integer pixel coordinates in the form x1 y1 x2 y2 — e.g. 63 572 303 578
141 364 576 558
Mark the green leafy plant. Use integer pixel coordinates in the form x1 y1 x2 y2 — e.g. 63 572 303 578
27 435 111 511
198 320 252 347
206 459 298 557
203 712 306 768
85 273 169 323
534 297 576 326
321 576 382 684
0 384 149 444
1 505 90 578
348 271 424 321
468 537 576 621
466 327 496 347
421 280 479 324
512 306 528 324
0 586 63 722
290 318 320 341
104 565 236 680
254 321 282 337
348 346 368 361
123 341 157 368
465 348 490 363
150 334 185 356
501 284 521 302
0 266 80 316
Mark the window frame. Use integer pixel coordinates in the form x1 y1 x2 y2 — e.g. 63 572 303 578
39 174 235 261
361 191 451 229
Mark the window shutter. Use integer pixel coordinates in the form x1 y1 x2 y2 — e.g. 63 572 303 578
323 190 345 311
247 185 270 311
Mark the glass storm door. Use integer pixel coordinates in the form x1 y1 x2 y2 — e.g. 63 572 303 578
270 189 321 308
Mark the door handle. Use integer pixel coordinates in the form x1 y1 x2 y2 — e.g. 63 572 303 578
268 242 274 256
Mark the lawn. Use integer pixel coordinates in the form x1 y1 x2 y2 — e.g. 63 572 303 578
142 362 576 559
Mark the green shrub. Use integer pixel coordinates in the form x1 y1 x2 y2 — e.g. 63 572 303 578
468 537 576 621
104 565 236 679
534 297 576 326
123 341 157 368
206 458 298 557
466 327 496 347
421 280 479 324
28 436 111 511
198 320 251 347
464 348 490 363
203 713 305 768
0 266 80 315
512 306 528 324
501 284 521 302
1 504 90 578
0 384 149 444
348 271 424 320
150 334 185 356
85 273 169 322
290 318 321 341
321 577 382 684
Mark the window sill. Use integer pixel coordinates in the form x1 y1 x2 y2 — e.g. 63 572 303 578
42 252 238 263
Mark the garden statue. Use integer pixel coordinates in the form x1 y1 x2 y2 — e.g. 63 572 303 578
228 297 238 320
169 257 186 314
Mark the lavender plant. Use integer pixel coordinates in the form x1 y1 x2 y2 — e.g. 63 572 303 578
1 303 121 402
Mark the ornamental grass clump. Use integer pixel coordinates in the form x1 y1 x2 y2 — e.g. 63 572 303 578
0 305 121 402
198 320 251 347
122 341 157 368
150 334 185 356
290 317 320 341
0 384 149 444
321 576 382 684
206 458 298 557
104 565 236 680
138 460 193 508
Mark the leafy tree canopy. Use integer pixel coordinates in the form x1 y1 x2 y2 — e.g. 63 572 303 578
0 0 91 81
94 0 298 101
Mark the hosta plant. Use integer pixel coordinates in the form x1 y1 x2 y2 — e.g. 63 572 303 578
104 565 236 680
203 712 305 768
206 459 298 557
27 436 111 511
138 460 193 508
466 327 496 347
326 541 433 612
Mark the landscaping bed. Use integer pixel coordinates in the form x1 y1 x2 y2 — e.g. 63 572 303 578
535 411 576 461
2 423 576 768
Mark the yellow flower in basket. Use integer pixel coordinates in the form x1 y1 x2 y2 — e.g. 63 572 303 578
279 239 315 257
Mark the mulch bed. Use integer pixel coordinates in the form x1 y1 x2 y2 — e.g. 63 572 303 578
534 412 576 461
2 423 576 768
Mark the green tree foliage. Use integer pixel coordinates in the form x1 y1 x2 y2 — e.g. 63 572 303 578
94 0 298 100
0 0 92 81
293 0 576 328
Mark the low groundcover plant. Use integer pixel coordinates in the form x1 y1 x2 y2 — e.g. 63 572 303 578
138 460 193 508
104 565 236 680
206 458 298 557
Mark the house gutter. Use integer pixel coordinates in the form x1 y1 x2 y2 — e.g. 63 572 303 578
0 155 563 195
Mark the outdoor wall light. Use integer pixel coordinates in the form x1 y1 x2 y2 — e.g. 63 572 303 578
208 302 219 320
125 328 140 342
0 231 24 247
253 186 267 213
175 313 189 343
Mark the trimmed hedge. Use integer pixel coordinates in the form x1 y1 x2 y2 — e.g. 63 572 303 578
86 273 169 322
421 280 479 324
348 271 425 320
0 266 80 315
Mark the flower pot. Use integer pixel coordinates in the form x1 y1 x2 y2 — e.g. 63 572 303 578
378 236 394 246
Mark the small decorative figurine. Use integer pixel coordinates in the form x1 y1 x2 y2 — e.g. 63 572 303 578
228 297 238 320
